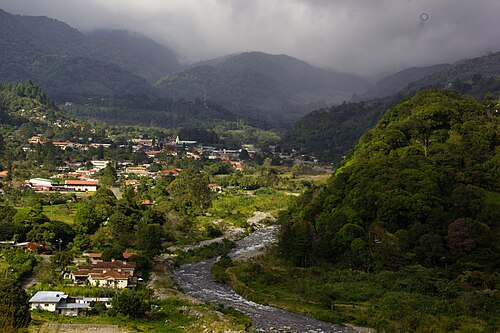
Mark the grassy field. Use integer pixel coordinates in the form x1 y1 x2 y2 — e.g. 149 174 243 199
42 203 79 224
218 253 500 333
196 185 301 228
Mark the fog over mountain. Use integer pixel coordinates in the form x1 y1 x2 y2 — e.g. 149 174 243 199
1 0 499 78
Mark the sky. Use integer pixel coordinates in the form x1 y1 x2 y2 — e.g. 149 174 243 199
1 0 499 78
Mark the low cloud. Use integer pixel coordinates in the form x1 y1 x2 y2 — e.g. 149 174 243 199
1 0 499 77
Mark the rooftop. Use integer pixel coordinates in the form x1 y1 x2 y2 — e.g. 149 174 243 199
29 291 67 303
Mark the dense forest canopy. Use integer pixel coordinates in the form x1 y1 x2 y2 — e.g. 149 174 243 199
282 95 403 163
279 89 500 276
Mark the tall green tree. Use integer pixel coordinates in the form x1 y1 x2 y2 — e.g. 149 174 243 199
0 277 31 332
167 170 211 216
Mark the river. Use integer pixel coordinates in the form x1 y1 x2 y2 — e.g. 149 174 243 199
172 225 356 332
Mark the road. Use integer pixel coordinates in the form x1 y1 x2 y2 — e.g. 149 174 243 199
110 186 122 200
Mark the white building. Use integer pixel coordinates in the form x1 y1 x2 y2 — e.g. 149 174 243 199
90 160 110 171
25 178 53 191
65 180 98 192
29 291 67 312
29 291 112 316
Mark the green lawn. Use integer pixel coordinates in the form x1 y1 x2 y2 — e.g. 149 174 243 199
42 203 79 224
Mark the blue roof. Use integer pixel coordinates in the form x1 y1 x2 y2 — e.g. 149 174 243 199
29 291 67 303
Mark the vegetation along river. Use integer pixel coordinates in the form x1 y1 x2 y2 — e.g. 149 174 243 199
173 225 356 333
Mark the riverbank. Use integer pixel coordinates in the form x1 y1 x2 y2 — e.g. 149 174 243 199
172 224 357 332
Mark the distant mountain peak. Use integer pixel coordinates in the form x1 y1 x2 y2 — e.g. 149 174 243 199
157 51 370 127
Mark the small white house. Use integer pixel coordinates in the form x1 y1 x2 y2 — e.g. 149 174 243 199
29 291 67 312
29 291 112 316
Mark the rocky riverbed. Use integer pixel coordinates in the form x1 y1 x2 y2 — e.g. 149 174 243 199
172 223 356 333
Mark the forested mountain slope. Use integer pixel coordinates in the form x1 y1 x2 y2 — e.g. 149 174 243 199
156 51 371 127
362 64 451 99
401 51 500 98
282 95 403 163
86 29 180 82
285 51 500 163
0 9 175 101
279 89 500 274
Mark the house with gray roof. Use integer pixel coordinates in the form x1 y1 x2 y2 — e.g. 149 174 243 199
29 291 112 316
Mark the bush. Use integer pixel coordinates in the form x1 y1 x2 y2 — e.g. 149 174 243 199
109 289 150 318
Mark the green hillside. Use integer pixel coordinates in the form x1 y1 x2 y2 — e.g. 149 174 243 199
403 51 500 98
0 9 167 101
279 89 500 272
282 95 403 163
362 63 451 99
157 52 370 127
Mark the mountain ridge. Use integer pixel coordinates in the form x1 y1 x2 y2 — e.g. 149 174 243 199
156 51 371 127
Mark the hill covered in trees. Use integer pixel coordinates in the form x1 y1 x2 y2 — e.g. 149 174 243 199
400 51 500 98
156 52 370 127
362 64 451 99
279 89 500 273
0 8 180 101
282 96 403 163
284 51 500 163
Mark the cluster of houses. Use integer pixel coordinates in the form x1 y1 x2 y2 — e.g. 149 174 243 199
29 291 112 316
27 257 140 316
67 252 141 289
27 136 111 150
25 178 99 192
69 259 139 289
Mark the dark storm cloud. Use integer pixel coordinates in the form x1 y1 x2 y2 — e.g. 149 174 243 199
1 0 499 77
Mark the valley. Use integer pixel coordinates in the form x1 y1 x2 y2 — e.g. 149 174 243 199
0 4 499 333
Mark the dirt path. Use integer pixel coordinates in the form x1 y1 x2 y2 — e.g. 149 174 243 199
35 323 123 333
23 254 50 290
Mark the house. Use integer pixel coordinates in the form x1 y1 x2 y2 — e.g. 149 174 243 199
29 291 68 312
65 180 98 192
14 242 48 253
29 291 112 316
55 302 90 316
229 161 245 170
162 169 180 176
88 270 131 288
146 150 162 158
124 166 149 176
124 179 141 188
82 252 103 263
175 136 197 145
28 136 42 144
90 160 110 171
70 260 136 288
25 178 53 191
52 142 74 150
76 297 112 309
